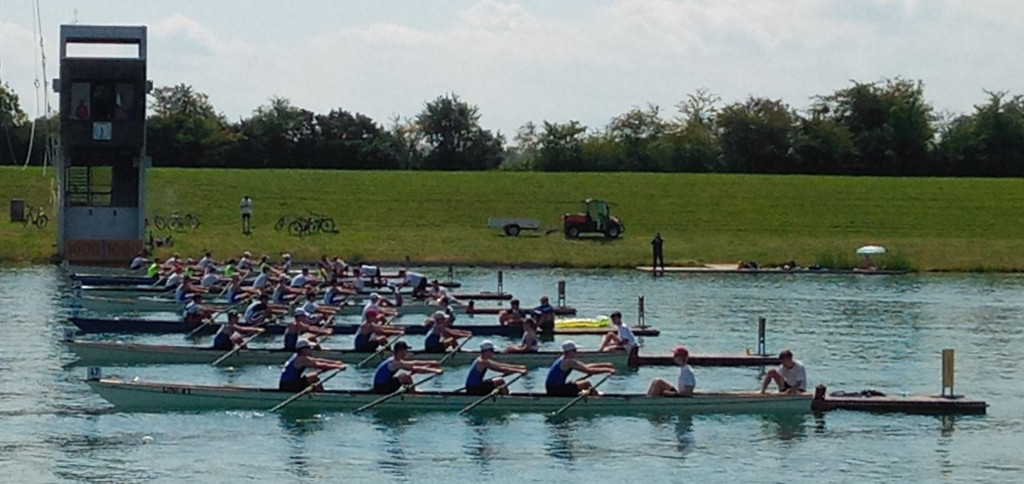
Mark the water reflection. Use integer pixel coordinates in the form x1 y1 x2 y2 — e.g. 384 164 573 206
758 414 809 441
544 419 579 466
371 414 417 480
675 415 695 455
276 414 325 479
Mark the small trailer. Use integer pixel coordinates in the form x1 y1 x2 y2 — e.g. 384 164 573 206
487 217 542 237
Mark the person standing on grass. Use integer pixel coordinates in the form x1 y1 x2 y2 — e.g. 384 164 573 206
240 196 253 234
651 233 665 276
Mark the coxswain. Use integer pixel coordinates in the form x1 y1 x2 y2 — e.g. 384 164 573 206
371 341 442 394
532 296 556 333
646 346 696 397
278 339 346 392
544 341 615 396
465 340 528 396
353 309 404 352
283 309 332 351
212 310 265 350
598 311 638 352
424 311 472 353
503 316 540 353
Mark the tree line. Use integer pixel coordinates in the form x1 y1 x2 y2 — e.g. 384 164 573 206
3 78 1024 177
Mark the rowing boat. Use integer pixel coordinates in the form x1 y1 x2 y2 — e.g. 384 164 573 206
73 284 503 300
70 294 533 317
63 340 769 368
67 317 661 337
69 272 464 288
85 376 812 414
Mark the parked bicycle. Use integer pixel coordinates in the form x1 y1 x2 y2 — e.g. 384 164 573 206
278 212 338 237
152 211 201 231
22 205 48 229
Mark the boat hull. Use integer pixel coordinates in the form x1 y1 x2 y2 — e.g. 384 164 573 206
86 378 813 415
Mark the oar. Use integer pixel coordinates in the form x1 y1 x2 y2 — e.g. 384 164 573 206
352 336 473 414
457 372 525 416
268 367 346 413
185 314 217 338
548 373 612 418
355 334 403 368
210 328 266 366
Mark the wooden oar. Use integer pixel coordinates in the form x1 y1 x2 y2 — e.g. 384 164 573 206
210 328 266 366
268 367 345 413
457 372 525 415
352 336 473 414
355 333 403 368
548 373 612 418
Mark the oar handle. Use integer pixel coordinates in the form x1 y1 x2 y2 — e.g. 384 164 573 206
457 371 525 415
210 324 266 366
268 367 343 413
356 334 403 368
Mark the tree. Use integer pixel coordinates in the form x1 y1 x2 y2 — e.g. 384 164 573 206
1 83 29 165
815 78 934 175
535 121 588 171
606 104 666 171
233 97 316 167
147 84 237 166
414 94 505 170
717 97 798 173
314 109 400 169
659 89 721 172
937 92 1024 176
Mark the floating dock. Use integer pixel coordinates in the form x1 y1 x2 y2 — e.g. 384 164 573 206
636 264 907 275
812 386 987 415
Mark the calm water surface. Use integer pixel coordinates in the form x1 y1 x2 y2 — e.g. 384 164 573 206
1 266 1022 483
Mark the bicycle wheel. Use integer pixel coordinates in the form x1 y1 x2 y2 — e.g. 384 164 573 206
35 214 48 229
319 217 338 233
169 217 185 231
275 216 290 231
186 214 201 230
154 216 167 230
288 219 305 237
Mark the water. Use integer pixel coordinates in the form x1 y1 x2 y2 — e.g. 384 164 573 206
2 266 1022 483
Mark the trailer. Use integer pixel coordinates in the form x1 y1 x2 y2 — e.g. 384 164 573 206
487 217 542 236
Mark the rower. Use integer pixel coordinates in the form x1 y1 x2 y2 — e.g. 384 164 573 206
435 296 457 324
237 251 254 273
129 251 150 270
183 293 212 324
174 275 207 303
424 311 472 353
532 296 556 333
165 266 186 289
362 293 396 319
272 278 297 305
278 253 293 274
251 265 272 293
199 265 222 289
323 278 356 306
283 309 332 351
760 349 807 395
289 267 316 291
243 293 273 326
503 316 540 353
330 256 347 279
545 340 615 396
465 340 528 396
598 311 638 352
163 253 182 269
222 258 239 279
423 278 445 300
225 274 257 305
499 299 527 326
146 258 163 279
647 346 696 397
354 309 404 352
278 339 346 393
301 290 336 321
371 341 442 394
196 251 217 270
213 310 265 350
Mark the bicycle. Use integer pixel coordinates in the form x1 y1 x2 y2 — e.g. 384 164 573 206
287 212 338 237
22 205 48 229
153 211 201 231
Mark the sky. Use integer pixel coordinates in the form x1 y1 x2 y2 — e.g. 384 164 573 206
1 0 1023 139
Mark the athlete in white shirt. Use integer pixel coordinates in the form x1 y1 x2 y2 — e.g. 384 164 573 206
598 311 637 352
647 346 696 396
129 252 149 270
761 349 807 394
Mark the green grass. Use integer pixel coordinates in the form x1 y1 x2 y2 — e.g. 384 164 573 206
4 166 1024 271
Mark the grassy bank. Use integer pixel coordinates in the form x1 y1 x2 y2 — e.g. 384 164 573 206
4 166 1024 270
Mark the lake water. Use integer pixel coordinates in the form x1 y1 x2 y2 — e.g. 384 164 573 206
1 266 1022 483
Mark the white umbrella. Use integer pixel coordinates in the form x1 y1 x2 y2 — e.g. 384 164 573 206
856 245 886 256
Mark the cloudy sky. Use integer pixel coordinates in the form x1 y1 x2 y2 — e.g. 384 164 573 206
1 0 1022 138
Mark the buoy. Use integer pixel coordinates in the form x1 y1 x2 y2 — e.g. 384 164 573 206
142 436 154 444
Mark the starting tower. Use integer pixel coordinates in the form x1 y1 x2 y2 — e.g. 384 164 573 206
54 25 150 262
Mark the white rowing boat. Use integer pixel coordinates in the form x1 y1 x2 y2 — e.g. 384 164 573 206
85 376 813 415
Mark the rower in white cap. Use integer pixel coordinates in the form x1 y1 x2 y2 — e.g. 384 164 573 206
544 340 616 396
464 340 528 396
